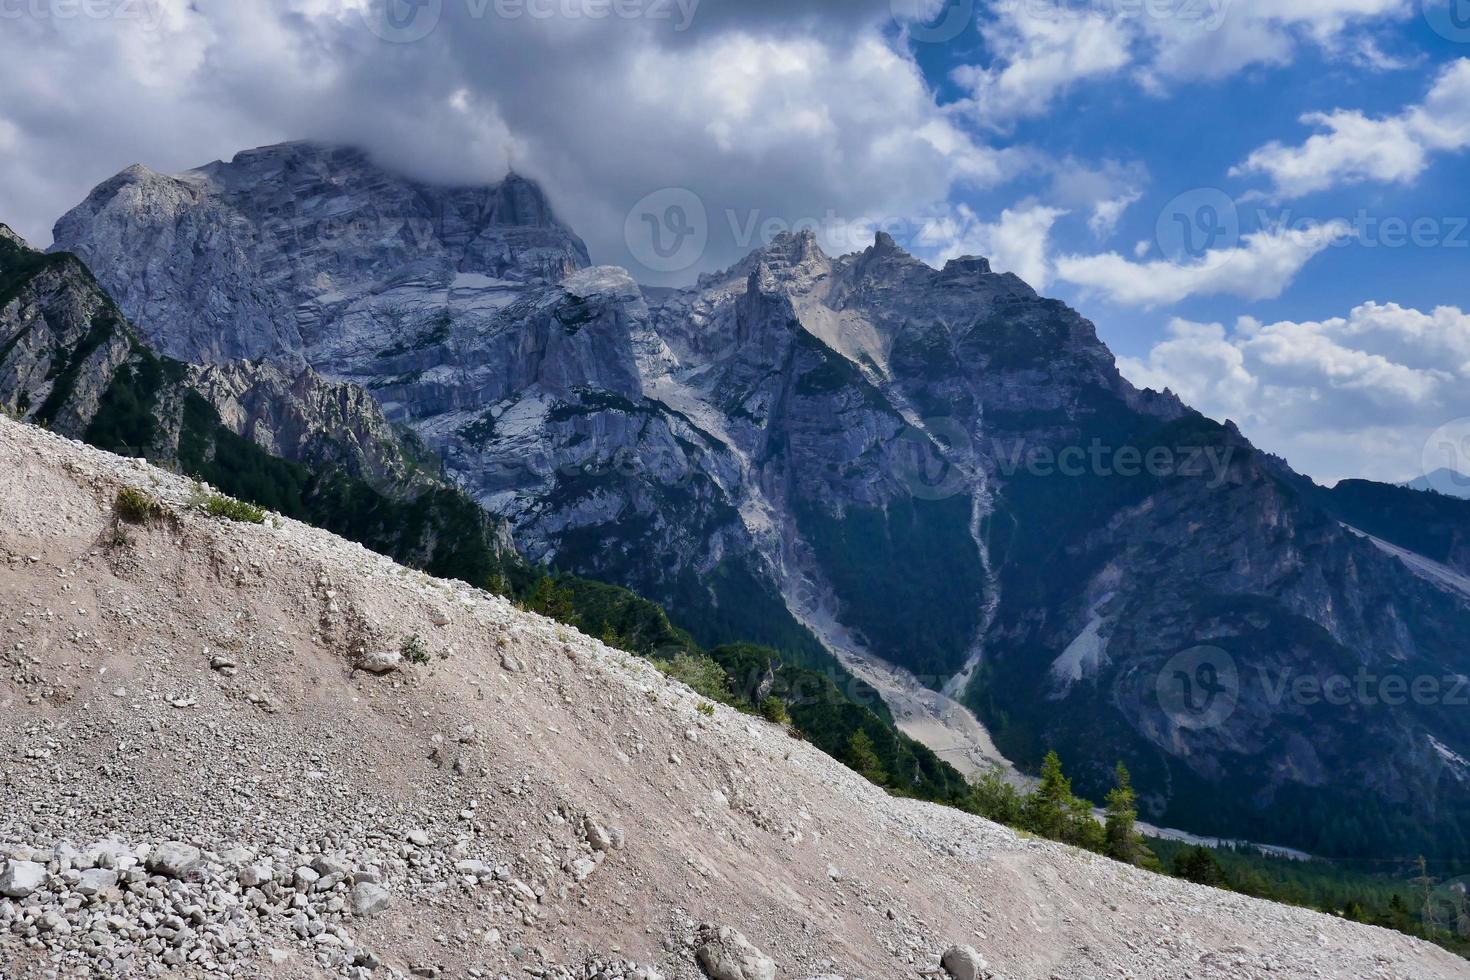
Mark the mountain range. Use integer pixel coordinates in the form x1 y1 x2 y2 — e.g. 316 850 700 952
12 140 1470 863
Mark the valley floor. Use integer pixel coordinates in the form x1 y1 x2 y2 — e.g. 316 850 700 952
0 416 1462 980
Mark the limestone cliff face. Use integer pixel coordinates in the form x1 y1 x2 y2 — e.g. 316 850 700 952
51 143 589 364
46 145 1470 860
0 224 517 581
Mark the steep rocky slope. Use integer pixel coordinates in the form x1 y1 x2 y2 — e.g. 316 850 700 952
1 415 1465 980
0 223 517 587
48 142 1470 861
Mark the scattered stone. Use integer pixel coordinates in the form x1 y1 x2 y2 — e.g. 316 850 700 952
239 863 275 888
359 650 402 674
0 860 46 898
145 842 201 879
75 867 118 896
941 945 987 980
694 924 777 980
352 881 392 919
583 816 614 852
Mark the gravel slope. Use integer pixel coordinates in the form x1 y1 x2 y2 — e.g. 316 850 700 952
0 416 1463 980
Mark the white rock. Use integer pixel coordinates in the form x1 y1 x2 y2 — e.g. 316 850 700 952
941 945 987 980
351 882 392 919
0 860 46 897
239 864 275 889
145 842 201 879
359 650 402 674
75 867 118 896
695 924 776 980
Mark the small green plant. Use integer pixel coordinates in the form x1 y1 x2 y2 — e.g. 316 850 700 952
696 701 716 717
759 696 790 725
656 652 735 705
400 633 430 665
202 493 266 524
114 486 167 525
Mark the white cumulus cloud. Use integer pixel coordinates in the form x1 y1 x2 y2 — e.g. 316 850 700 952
1054 222 1352 306
1232 58 1470 198
1119 302 1470 482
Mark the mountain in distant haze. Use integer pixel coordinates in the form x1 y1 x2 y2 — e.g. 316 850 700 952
44 141 1470 863
1405 468 1470 499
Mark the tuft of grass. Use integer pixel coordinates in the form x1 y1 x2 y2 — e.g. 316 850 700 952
114 486 167 525
400 633 430 665
696 701 716 717
202 493 266 524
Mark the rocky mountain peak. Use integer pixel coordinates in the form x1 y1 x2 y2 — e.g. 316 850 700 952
0 223 26 249
50 141 591 363
941 254 991 276
491 171 566 229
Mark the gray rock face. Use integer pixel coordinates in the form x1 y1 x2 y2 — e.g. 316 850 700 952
44 141 1470 859
695 924 777 980
52 143 589 363
0 227 518 579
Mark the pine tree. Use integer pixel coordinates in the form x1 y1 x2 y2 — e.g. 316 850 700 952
527 575 575 623
1022 750 1071 840
1065 792 1106 853
1173 846 1226 887
1104 763 1140 865
845 730 887 786
966 767 1023 826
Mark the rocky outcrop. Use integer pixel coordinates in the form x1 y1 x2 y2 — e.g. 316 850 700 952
0 227 517 586
47 141 1470 862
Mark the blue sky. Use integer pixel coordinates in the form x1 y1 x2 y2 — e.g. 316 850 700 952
884 1 1470 485
1 0 1468 484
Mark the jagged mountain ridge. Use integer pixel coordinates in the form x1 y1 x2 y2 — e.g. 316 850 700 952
48 142 1470 861
0 223 518 585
